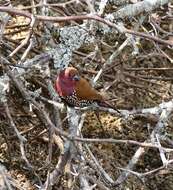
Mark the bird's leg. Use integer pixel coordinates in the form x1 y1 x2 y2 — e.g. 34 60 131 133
94 111 109 137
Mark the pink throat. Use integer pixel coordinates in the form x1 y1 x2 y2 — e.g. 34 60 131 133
56 76 75 96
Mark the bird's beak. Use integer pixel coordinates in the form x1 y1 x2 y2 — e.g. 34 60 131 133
73 75 80 81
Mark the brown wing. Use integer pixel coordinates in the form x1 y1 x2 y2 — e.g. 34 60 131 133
75 78 103 101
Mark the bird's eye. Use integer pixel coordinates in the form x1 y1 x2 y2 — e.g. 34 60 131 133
72 74 80 81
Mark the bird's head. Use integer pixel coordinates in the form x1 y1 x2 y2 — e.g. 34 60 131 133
56 67 81 97
59 67 81 82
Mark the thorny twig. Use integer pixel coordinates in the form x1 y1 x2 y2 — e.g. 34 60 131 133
0 6 172 46
0 0 173 189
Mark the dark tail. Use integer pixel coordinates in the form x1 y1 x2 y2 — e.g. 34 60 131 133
98 101 120 113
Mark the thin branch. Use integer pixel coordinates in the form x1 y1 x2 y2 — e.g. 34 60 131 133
73 137 173 152
0 6 172 46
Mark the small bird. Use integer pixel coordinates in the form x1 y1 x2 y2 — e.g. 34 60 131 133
55 67 119 112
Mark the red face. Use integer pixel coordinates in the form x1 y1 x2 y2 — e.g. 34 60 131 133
55 67 80 97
